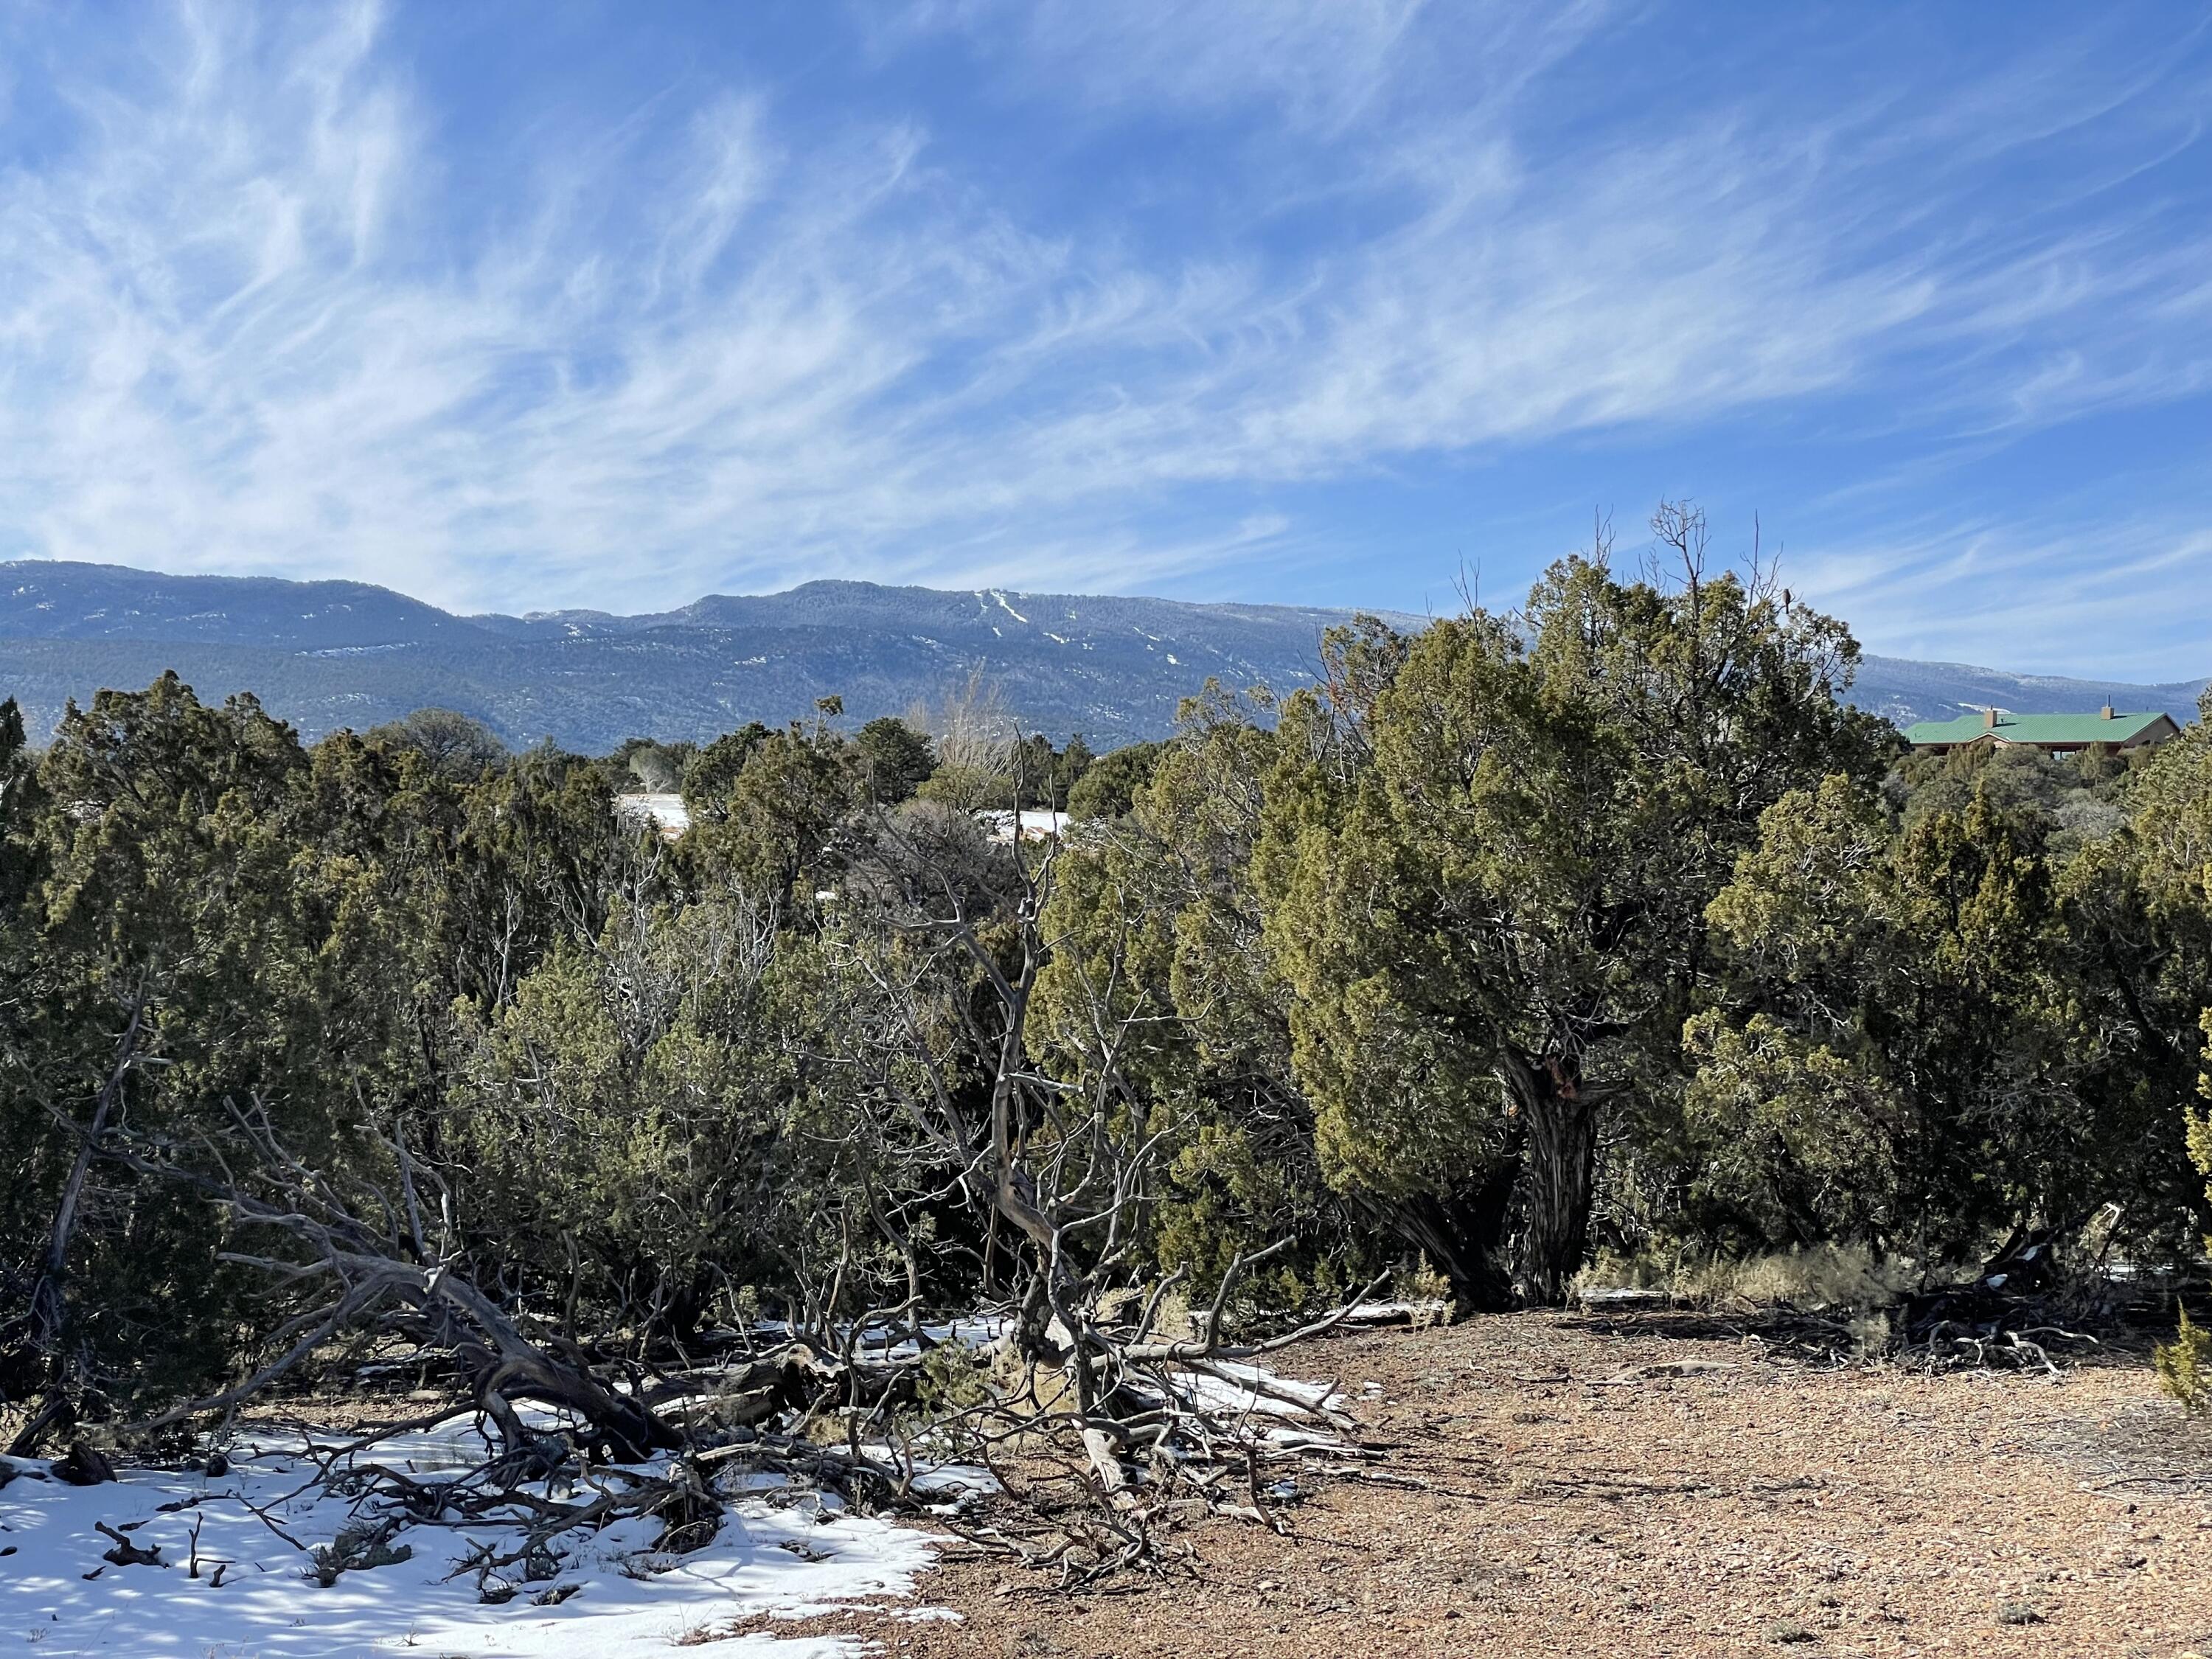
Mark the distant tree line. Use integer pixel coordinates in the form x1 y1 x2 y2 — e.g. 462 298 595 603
3 503 2209 1455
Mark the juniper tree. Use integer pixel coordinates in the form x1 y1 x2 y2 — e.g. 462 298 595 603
1256 512 1888 1303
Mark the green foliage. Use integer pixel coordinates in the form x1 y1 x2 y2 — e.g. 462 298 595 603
995 730 1093 810
911 1342 990 1416
4 528 2208 1429
0 697 45 914
1257 525 1890 1303
448 741 625 1004
1010 732 1059 809
1697 780 2056 1252
366 707 506 782
684 723 860 905
680 723 770 824
4 678 417 1403
2195 1004 2212 1245
1681 1009 1905 1247
855 717 935 804
1065 740 1163 821
445 890 855 1342
1902 738 2130 858
2154 1309 2212 1415
1034 686 1375 1311
1054 734 1096 809
1694 705 2212 1270
914 762 1013 812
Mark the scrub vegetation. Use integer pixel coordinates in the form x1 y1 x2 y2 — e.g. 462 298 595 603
4 504 2210 1604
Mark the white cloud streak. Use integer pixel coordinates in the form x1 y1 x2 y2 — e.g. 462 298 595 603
0 1 2205 628
1792 513 2212 684
891 0 1439 131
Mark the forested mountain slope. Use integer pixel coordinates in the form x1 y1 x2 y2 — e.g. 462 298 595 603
1 560 2200 748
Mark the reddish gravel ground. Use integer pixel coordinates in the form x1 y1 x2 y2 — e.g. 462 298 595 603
763 1310 2212 1658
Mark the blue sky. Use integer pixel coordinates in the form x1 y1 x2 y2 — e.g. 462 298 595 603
1 4 2208 679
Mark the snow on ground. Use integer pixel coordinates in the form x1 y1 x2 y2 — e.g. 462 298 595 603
1178 1360 1344 1420
0 1321 1346 1656
975 809 1067 843
613 793 690 841
1 1425 939 1658
856 1315 1006 1364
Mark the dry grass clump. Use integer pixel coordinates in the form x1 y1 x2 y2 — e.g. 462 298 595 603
1576 1242 1921 1314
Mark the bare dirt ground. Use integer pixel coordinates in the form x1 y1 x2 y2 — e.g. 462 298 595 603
783 1310 2212 1658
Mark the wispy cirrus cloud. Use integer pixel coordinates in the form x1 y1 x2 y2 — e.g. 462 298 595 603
888 0 1443 131
0 0 2205 675
1790 512 2212 684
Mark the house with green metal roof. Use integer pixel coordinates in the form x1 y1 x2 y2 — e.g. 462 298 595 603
1903 706 2183 754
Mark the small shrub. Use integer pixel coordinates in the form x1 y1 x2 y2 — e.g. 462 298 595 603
305 1521 411 1585
914 1342 990 1416
802 1410 856 1447
1573 1245 1680 1297
1390 1254 1453 1325
1846 1310 1893 1358
2154 1310 2212 1415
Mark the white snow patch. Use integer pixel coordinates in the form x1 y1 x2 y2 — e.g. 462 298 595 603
987 591 1029 625
1178 1360 1345 1420
615 793 689 841
0 1439 940 1658
851 1315 1007 1364
977 809 1068 844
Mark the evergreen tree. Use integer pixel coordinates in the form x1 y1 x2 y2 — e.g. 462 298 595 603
1257 520 1888 1302
855 717 935 804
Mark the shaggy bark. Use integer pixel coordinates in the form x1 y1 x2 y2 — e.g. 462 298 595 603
1507 1054 1604 1307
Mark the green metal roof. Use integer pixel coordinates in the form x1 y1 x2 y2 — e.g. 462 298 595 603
1904 710 2176 747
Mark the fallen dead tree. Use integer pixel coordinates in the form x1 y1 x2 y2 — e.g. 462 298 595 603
1880 1232 2107 1374
1891 1278 2100 1375
89 1224 1381 1597
111 1103 679 1467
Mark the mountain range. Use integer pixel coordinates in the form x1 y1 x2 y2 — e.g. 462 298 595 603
0 560 2202 752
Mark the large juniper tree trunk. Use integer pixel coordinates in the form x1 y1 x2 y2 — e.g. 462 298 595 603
1509 1057 1601 1306
1363 1152 1522 1313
